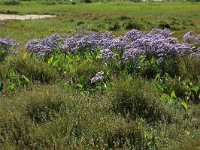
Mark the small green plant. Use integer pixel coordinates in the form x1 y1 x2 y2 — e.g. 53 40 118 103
0 50 8 62
75 60 103 90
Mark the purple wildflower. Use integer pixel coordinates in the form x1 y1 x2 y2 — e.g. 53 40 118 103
91 71 104 84
0 37 17 51
100 48 116 60
182 31 196 42
195 35 200 44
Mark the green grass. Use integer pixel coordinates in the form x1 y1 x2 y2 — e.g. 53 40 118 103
0 2 200 42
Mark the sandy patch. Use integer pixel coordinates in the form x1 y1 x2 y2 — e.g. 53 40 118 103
0 14 56 20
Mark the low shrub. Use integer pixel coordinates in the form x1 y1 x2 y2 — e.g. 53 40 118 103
26 92 66 123
0 0 20 5
108 22 121 31
124 21 144 30
108 77 177 123
180 56 200 81
0 114 33 148
74 60 105 90
10 55 59 84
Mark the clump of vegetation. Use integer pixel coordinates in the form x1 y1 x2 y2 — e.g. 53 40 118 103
109 77 178 123
1 1 200 149
10 55 59 84
0 0 20 5
27 93 66 123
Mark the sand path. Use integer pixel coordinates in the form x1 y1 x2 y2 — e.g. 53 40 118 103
0 14 56 20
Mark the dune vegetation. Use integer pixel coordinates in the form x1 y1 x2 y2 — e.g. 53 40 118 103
0 1 200 149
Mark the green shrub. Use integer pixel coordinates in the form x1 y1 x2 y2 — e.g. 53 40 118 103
159 56 182 77
123 21 144 30
158 21 171 29
108 22 121 31
104 122 142 149
0 63 9 81
0 50 8 62
81 0 92 3
0 0 20 5
10 55 59 84
180 56 200 81
74 60 104 89
26 92 66 123
0 114 33 148
109 77 176 123
37 1 57 5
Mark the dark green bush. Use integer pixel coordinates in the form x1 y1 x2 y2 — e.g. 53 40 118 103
81 0 92 3
38 1 57 5
0 0 20 5
0 50 8 62
124 21 144 30
108 22 121 31
158 21 171 29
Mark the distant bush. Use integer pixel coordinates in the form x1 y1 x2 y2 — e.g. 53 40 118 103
81 0 92 3
37 1 57 5
108 22 121 31
0 0 20 5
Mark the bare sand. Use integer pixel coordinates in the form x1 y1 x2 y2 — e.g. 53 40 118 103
0 14 56 20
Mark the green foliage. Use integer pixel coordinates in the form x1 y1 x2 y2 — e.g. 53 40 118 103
1 1 200 149
81 0 92 3
0 0 20 5
109 77 176 123
0 80 3 92
0 50 8 62
75 60 104 90
10 54 59 84
0 84 146 149
180 56 200 81
0 115 33 148
27 92 66 123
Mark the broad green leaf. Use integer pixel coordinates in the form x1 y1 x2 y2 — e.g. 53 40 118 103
23 52 28 60
48 55 54 64
21 75 30 84
181 101 189 110
171 91 176 99
77 83 83 89
160 93 171 101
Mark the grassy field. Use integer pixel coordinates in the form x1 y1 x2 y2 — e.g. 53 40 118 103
1 1 200 150
0 2 200 42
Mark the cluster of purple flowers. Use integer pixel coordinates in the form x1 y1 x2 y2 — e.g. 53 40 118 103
182 31 200 57
182 31 200 44
122 28 194 62
99 48 116 60
0 37 17 51
26 28 199 60
91 71 104 84
191 47 200 57
26 34 61 57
